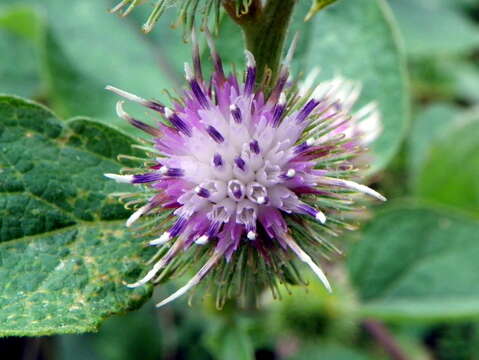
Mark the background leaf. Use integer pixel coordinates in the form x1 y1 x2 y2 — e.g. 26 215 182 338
205 318 254 360
407 102 461 182
348 205 479 322
57 302 163 360
389 0 479 57
416 112 479 216
445 61 479 104
0 5 43 98
0 95 153 336
6 0 188 131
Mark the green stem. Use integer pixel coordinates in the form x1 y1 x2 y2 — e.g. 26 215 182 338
223 0 297 84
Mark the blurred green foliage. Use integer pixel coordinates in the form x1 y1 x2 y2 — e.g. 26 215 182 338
1 0 479 358
417 114 479 215
350 205 479 322
0 6 42 98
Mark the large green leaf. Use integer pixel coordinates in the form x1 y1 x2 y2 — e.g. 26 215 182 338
0 5 43 98
0 95 153 336
301 0 409 172
416 112 479 216
348 205 479 322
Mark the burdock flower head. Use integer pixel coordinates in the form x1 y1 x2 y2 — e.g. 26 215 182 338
105 33 385 308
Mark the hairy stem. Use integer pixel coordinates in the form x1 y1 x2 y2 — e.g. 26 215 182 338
223 0 297 84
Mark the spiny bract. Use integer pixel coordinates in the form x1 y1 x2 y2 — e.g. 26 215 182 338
105 32 385 308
